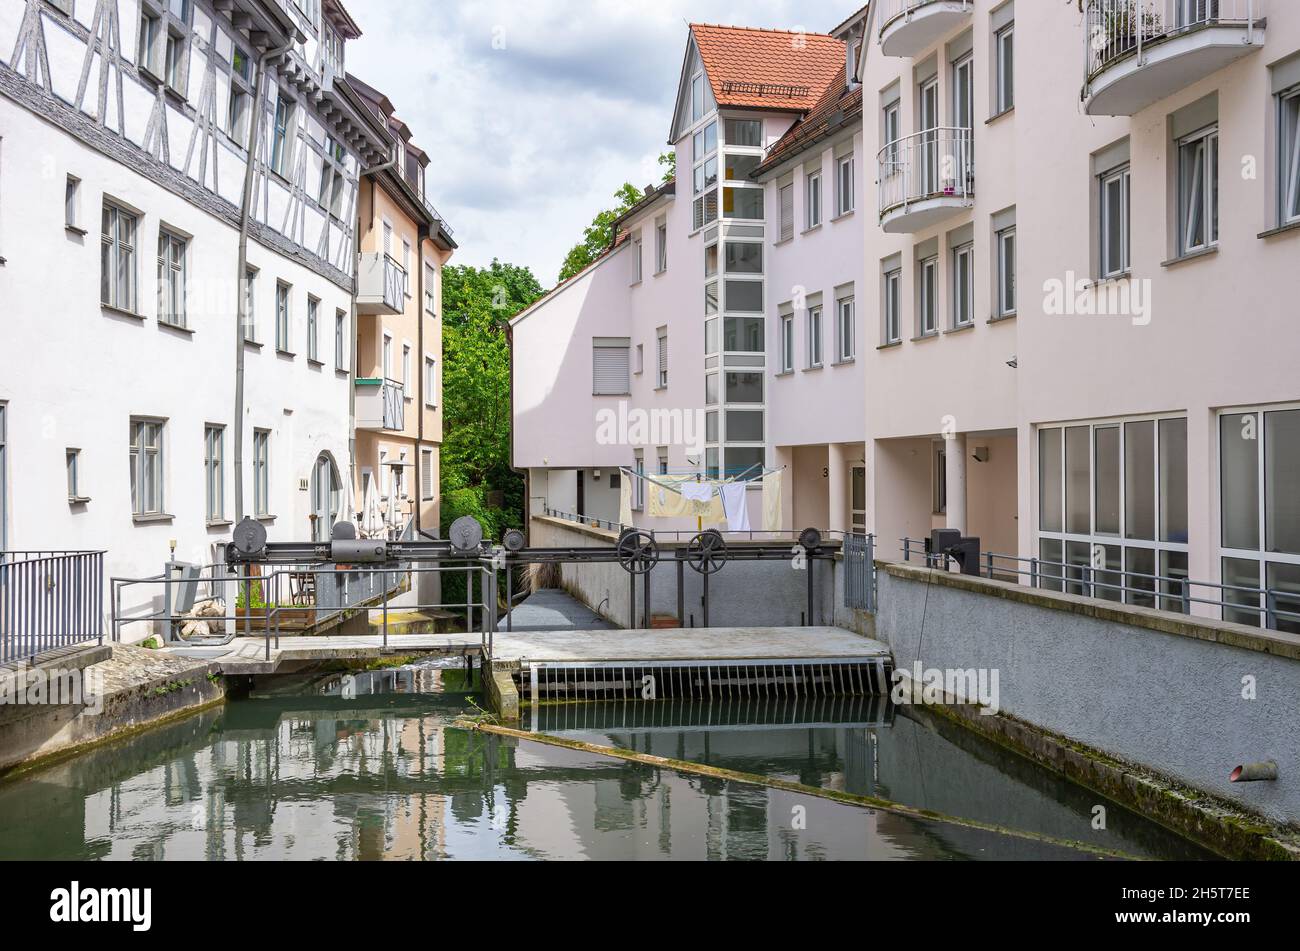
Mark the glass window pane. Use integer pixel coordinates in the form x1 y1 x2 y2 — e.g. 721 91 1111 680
725 119 761 147
723 187 763 220
724 280 763 313
1160 550 1188 614
1039 428 1062 532
704 374 718 406
725 154 760 180
1125 547 1156 608
723 316 764 352
1065 541 1091 596
1222 557 1261 627
1159 418 1188 543
1220 412 1259 550
1266 561 1300 635
724 447 764 479
1095 426 1120 534
724 242 762 273
1065 426 1090 535
1038 538 1063 592
1095 544 1123 602
1265 409 1300 555
1124 420 1155 540
704 317 718 354
724 372 763 404
726 410 763 442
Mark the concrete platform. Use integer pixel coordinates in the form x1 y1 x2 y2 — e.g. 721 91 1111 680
499 589 616 633
491 626 889 667
168 633 481 676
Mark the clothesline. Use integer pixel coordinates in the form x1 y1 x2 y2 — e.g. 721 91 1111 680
616 465 786 532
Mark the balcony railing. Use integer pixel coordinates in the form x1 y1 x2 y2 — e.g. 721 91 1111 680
1 551 105 664
356 252 405 315
877 0 972 57
1083 1 1265 113
877 127 974 232
355 378 405 432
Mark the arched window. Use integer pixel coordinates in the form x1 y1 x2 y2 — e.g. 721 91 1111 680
310 453 343 542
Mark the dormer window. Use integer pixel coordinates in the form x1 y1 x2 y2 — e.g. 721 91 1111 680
323 24 344 75
848 38 863 88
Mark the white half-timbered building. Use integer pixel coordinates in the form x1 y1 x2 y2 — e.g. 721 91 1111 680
0 0 390 623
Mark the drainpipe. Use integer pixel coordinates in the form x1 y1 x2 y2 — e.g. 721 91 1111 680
415 225 428 536
234 36 294 523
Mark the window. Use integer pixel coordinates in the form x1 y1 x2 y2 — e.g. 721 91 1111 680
691 74 705 123
952 242 974 328
778 182 794 242
402 344 412 399
997 226 1017 316
306 296 319 361
243 267 257 341
1281 87 1300 225
1177 125 1218 254
883 267 902 344
204 425 224 522
836 296 855 361
780 313 794 373
252 429 270 517
421 449 435 501
66 448 85 502
724 186 763 220
953 53 974 131
275 282 291 352
164 27 187 93
402 239 412 296
631 232 642 284
724 241 762 274
836 153 854 216
318 136 346 219
691 121 718 230
1219 407 1300 633
919 255 938 334
424 264 437 315
725 119 762 147
724 316 764 352
1037 418 1188 608
658 450 670 476
382 333 393 378
919 78 940 193
593 339 630 396
656 327 668 388
655 218 668 273
635 343 644 374
129 419 165 517
633 450 645 511
335 310 347 371
806 169 822 229
157 229 187 327
995 24 1015 114
807 306 823 368
138 9 162 76
1100 165 1131 278
934 447 947 515
226 48 251 145
271 94 295 178
424 356 437 407
883 101 901 167
65 175 81 231
725 279 763 313
101 202 138 312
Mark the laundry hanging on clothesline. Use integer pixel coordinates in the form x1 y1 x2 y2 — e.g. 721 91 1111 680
618 465 784 532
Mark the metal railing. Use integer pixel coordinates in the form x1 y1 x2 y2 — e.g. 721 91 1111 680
111 561 497 662
1084 0 1263 82
877 127 974 219
382 378 405 431
898 538 1300 633
844 534 877 613
543 507 626 533
0 551 105 665
878 0 971 35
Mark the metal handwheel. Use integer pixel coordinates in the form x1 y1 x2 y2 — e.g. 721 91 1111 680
687 529 728 575
616 529 660 575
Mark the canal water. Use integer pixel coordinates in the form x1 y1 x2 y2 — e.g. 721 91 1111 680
0 659 1213 861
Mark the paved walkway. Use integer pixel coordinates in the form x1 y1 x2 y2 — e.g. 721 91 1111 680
491 626 889 665
499 589 616 633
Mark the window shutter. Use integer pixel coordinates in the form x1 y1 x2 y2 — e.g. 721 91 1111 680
657 333 668 377
780 184 794 241
421 450 434 499
593 344 630 395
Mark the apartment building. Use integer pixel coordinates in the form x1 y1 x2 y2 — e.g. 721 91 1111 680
348 76 455 542
0 0 387 609
512 17 870 535
858 0 1299 631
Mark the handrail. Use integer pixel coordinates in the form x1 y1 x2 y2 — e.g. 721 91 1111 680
877 127 974 218
878 0 971 36
1083 0 1265 85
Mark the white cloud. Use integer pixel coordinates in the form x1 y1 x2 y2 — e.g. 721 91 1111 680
344 0 851 285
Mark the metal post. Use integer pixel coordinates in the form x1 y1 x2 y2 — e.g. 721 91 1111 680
903 537 911 562
488 564 498 657
1030 557 1039 589
642 567 650 629
676 558 684 625
1181 578 1191 615
466 566 474 636
629 571 637 629
1266 590 1277 632
506 563 514 633
382 567 390 648
866 534 876 613
702 570 710 629
807 554 815 627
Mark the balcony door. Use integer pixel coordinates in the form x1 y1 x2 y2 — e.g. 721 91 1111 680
920 78 939 195
952 54 974 186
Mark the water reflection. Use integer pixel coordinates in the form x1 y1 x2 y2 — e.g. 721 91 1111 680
0 665 1211 861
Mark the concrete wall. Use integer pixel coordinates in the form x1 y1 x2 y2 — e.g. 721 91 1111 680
875 562 1300 826
529 516 840 630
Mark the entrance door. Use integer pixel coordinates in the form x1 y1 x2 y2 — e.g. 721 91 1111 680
851 465 867 534
311 453 341 542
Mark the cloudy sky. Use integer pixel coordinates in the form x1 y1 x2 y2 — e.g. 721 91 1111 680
346 0 853 287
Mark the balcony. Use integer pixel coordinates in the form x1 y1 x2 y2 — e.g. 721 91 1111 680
1083 1 1266 116
877 0 972 59
356 378 405 432
877 128 974 234
356 252 405 316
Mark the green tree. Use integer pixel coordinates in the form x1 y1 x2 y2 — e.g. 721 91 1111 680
659 150 676 183
439 260 544 540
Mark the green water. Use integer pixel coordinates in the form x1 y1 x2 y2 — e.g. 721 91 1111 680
0 661 1213 861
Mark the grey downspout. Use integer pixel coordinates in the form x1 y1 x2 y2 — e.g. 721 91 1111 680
234 38 293 523
415 227 427 536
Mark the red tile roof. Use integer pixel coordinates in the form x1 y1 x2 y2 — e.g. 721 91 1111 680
756 74 863 174
690 24 846 112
